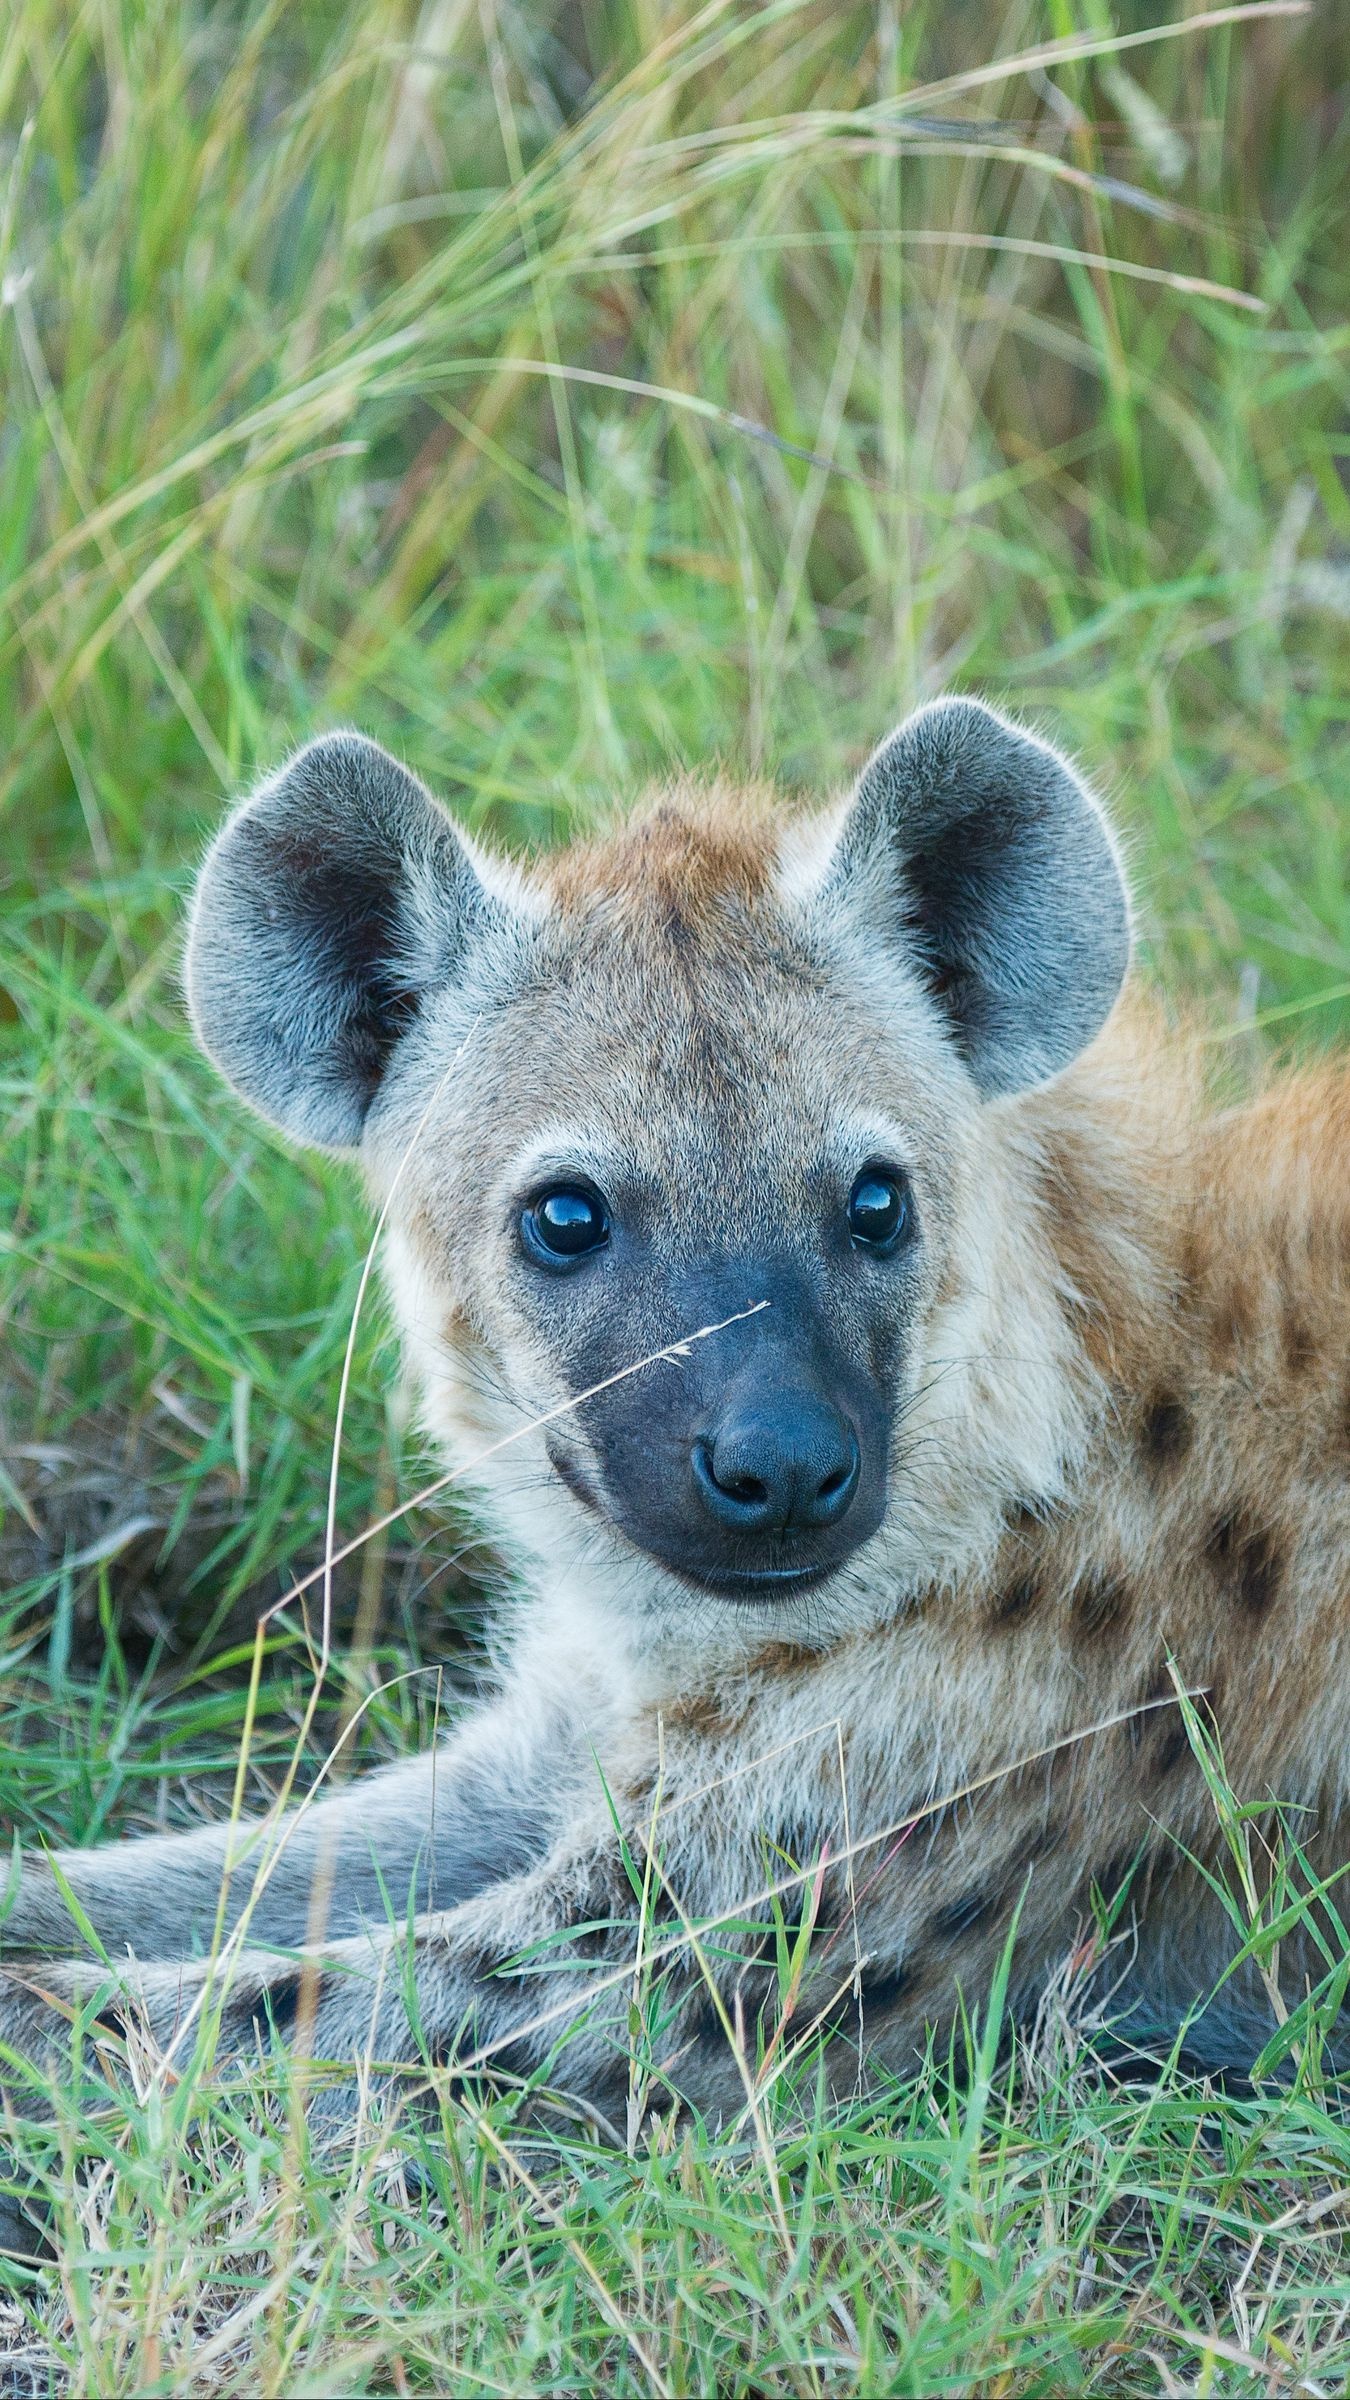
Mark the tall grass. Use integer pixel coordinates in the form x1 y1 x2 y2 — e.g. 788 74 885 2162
1 0 1348 2387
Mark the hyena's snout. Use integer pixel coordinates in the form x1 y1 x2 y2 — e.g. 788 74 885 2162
673 1342 887 1593
567 1286 893 1601
691 1390 861 1536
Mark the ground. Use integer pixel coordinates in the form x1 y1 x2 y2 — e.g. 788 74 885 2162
1 0 1348 2388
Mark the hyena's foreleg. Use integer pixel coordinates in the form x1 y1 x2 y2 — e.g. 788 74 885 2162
3 1822 753 2133
0 1801 990 2131
2 1743 1130 2137
1 1683 574 1966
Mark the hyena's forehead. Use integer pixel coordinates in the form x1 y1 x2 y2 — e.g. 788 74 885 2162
388 786 962 1227
540 780 778 920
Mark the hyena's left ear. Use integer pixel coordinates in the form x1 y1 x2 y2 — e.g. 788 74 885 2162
185 732 511 1150
819 698 1131 1097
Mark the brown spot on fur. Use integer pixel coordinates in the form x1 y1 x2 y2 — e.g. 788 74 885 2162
1125 1663 1193 1779
1070 1572 1128 1640
660 1693 738 1740
742 1642 820 1679
570 1924 612 1959
856 1962 916 2013
989 1576 1040 1629
1177 1223 1203 1306
474 2034 538 2082
814 1964 924 2049
1195 1673 1222 1738
1142 1394 1191 1472
1207 1511 1283 1616
455 1944 504 1989
1211 1278 1257 1367
1150 1721 1192 1779
687 1995 724 2048
1282 1300 1316 1376
930 1887 993 1939
1005 1497 1050 1541
1027 1817 1066 1862
1088 1850 1144 1909
1128 1662 1175 1758
258 1976 302 2037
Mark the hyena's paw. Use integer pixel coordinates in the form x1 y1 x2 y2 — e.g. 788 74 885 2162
132 1943 418 2084
3 1933 461 2168
0 1947 320 2095
0 1948 414 2269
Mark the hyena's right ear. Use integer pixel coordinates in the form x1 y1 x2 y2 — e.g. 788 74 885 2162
185 733 507 1150
811 698 1131 1098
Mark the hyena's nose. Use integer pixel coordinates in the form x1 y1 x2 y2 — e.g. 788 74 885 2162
692 1396 861 1535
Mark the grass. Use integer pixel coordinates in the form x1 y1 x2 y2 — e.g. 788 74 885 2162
0 0 1347 2385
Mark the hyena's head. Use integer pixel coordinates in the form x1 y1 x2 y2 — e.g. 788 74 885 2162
185 702 1130 1650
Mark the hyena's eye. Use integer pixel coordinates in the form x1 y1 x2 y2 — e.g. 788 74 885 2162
521 1183 612 1266
847 1167 912 1254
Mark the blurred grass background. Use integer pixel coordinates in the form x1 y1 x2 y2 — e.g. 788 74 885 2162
1 1 1348 2386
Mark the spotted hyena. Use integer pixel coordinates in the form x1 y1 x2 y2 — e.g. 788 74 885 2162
4 700 1350 2209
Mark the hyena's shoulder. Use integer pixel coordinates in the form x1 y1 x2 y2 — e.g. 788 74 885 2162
996 1023 1350 1752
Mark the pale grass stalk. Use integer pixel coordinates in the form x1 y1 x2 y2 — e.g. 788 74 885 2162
638 4 1305 160
259 1298 771 1630
834 1719 863 2035
625 1722 667 2156
894 1 1309 113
